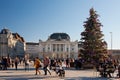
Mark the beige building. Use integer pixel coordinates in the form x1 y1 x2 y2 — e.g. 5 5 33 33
39 33 78 59
0 28 25 59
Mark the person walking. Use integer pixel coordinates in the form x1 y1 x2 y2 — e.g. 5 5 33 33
2 57 8 70
34 57 41 75
118 64 120 78
66 58 70 68
43 56 51 75
14 57 19 70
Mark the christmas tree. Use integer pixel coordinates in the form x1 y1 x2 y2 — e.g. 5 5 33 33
80 8 108 65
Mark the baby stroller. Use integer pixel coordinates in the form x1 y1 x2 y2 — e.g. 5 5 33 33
55 65 65 77
51 60 65 77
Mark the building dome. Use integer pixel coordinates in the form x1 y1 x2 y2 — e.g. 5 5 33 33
0 28 11 34
48 33 70 41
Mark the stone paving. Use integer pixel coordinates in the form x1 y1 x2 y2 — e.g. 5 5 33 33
0 63 119 80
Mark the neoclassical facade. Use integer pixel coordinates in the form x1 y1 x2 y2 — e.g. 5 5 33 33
39 33 78 59
0 28 25 59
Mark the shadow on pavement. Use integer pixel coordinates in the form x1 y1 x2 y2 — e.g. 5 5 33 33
0 75 118 80
0 74 59 80
64 77 115 80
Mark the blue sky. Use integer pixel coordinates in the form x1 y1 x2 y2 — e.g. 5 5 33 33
0 0 120 49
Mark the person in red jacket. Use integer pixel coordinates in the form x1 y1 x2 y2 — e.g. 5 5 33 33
43 56 51 75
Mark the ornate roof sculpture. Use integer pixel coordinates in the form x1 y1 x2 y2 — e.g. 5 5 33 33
12 33 25 42
48 33 70 41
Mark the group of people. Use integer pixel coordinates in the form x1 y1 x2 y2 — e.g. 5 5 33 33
96 57 120 78
0 56 9 70
1 55 120 78
0 56 21 70
34 56 66 77
34 56 51 75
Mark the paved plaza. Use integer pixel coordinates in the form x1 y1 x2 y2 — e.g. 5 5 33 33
0 64 119 80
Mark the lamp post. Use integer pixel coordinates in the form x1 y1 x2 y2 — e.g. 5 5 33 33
110 32 112 54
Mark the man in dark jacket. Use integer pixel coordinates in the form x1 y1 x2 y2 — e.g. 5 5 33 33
118 64 120 78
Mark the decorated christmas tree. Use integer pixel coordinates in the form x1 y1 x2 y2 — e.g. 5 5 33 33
80 8 108 65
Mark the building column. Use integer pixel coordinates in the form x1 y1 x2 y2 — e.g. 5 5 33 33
55 44 57 52
68 44 70 58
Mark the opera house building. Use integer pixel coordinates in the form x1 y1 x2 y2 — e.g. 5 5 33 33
39 33 78 59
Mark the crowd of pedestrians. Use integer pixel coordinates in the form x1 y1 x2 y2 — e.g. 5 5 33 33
95 57 120 78
0 56 26 70
0 56 9 70
0 55 120 78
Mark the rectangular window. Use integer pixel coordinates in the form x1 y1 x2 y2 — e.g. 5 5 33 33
53 44 55 52
72 48 74 52
48 47 50 51
43 48 45 52
57 44 59 52
67 48 69 52
61 44 63 51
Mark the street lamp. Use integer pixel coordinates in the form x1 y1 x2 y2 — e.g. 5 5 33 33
110 32 112 54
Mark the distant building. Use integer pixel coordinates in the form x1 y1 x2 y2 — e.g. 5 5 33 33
25 42 39 59
39 33 78 59
0 28 25 59
108 49 120 60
